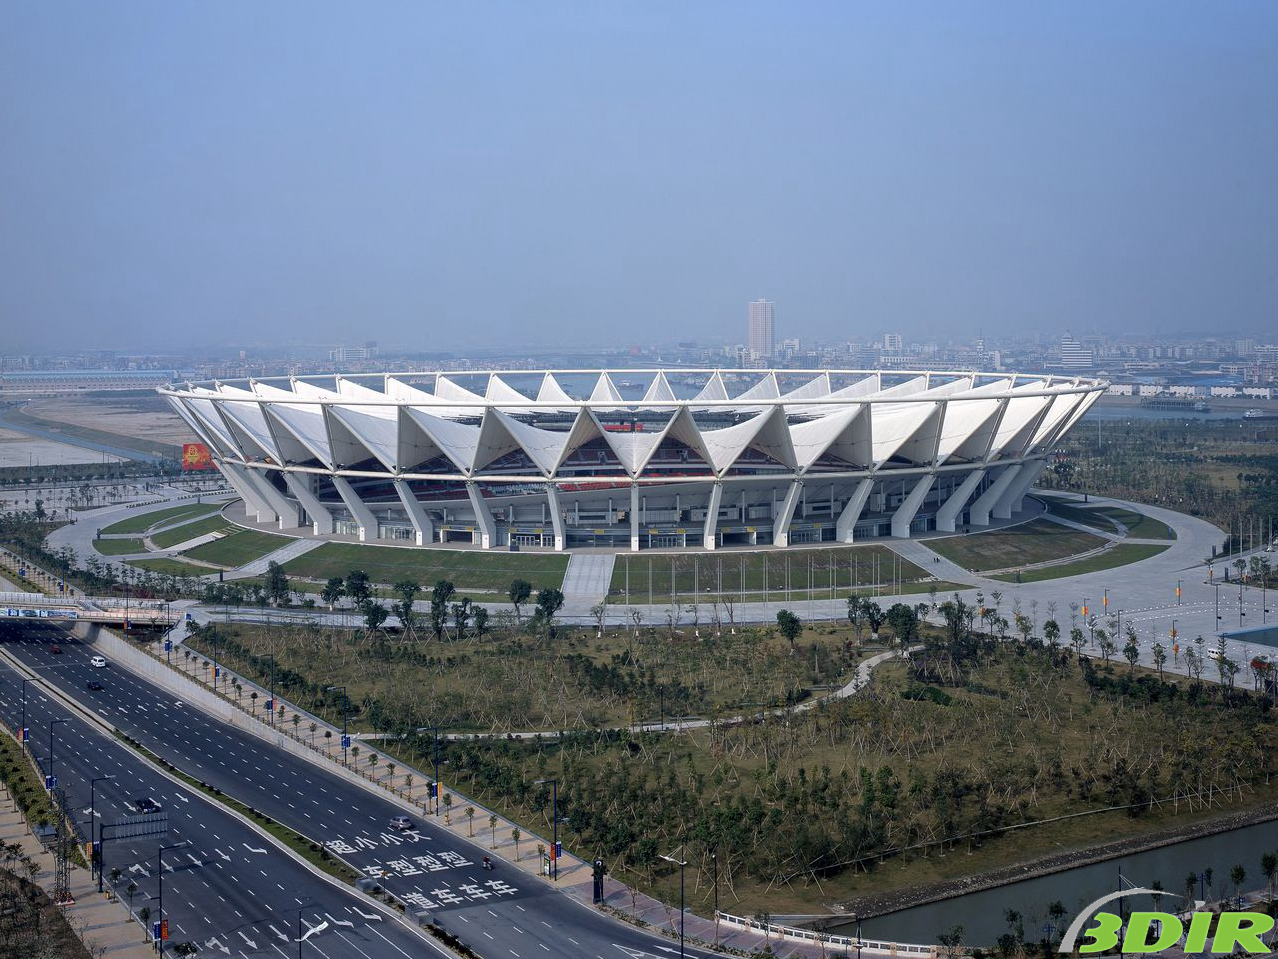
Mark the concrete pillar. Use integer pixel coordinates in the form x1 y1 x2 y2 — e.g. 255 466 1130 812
630 484 640 552
393 479 434 545
1007 458 1049 514
702 482 723 550
891 474 935 538
283 472 335 535
969 465 1022 526
466 481 496 549
240 468 300 529
835 478 874 543
935 469 986 533
220 462 274 524
772 480 804 548
545 484 566 551
332 475 376 541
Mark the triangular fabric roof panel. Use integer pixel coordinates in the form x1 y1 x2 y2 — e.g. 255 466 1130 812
485 375 532 406
692 371 728 404
491 410 577 477
733 372 780 403
698 406 795 475
790 406 867 472
1029 387 1084 450
470 410 526 473
263 404 333 467
536 373 575 405
641 371 676 403
336 378 387 401
328 405 399 472
403 407 481 474
589 372 623 404
781 373 831 402
600 419 670 476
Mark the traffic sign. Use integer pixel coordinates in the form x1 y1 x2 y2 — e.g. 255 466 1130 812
44 775 56 790
20 727 27 743
265 699 273 712
341 735 351 748
164 639 172 652
553 841 563 859
153 921 162 941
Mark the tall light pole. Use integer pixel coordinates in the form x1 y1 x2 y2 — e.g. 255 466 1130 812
1176 579 1182 607
659 844 687 958
535 778 560 880
326 686 348 767
89 775 114 882
157 841 189 955
432 724 441 816
268 655 277 726
47 718 68 793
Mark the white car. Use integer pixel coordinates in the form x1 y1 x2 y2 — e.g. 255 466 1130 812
90 656 107 668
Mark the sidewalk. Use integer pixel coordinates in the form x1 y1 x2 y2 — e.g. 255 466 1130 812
0 782 151 959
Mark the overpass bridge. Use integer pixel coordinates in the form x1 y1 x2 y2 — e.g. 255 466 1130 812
0 591 184 628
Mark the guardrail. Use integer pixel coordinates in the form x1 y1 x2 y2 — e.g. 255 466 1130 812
717 912 938 956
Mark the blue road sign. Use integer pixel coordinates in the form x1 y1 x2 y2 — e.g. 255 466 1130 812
164 639 172 652
44 775 56 789
341 735 350 748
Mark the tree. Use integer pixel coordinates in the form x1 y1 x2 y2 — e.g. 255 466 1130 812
1070 626 1086 662
775 609 802 653
443 793 453 824
846 595 863 641
345 569 373 608
1230 864 1246 905
885 603 918 646
1152 642 1168 680
862 600 885 643
465 806 476 836
320 577 345 610
393 580 421 636
511 826 521 860
489 814 499 847
451 597 472 640
509 579 532 621
472 605 489 637
264 561 290 606
363 601 389 634
430 580 456 640
1261 852 1277 906
1043 619 1061 651
1123 637 1141 674
534 588 565 636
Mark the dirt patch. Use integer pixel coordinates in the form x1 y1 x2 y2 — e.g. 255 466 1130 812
24 395 195 447
0 867 95 959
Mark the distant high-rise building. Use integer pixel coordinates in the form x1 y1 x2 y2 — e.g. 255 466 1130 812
748 300 774 361
1060 332 1094 369
330 344 379 363
882 333 903 352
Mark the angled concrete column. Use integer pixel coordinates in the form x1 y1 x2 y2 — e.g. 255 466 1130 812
240 468 300 528
835 478 874 542
630 484 640 552
969 464 1022 526
394 479 433 545
545 484 565 551
219 462 274 524
332 475 376 541
702 482 723 550
891 474 935 538
935 469 986 533
772 480 804 548
1007 458 1049 514
465 481 496 549
283 472 335 535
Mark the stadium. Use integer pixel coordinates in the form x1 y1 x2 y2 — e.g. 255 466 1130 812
159 370 1105 552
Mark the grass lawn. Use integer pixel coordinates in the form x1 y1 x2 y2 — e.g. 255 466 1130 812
150 513 235 548
928 518 1106 572
100 500 223 535
608 545 928 602
183 529 290 567
93 537 145 555
991 543 1170 583
282 542 569 591
1093 504 1177 540
126 556 219 575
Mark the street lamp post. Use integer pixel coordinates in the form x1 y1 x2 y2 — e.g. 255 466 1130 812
432 724 441 816
326 686 348 767
535 778 560 880
1177 579 1182 606
89 775 114 882
711 850 719 944
851 912 863 959
157 841 189 955
269 656 276 727
659 844 687 959
47 718 68 793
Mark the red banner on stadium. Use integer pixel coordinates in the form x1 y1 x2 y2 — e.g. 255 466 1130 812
182 443 214 471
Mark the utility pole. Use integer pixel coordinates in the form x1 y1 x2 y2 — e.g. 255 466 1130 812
659 844 687 959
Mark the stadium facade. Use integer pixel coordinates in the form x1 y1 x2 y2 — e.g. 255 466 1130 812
159 370 1104 551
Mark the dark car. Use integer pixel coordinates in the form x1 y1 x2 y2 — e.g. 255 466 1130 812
85 679 104 691
134 797 161 814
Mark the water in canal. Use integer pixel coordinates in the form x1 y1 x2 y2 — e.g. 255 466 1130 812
828 818 1278 947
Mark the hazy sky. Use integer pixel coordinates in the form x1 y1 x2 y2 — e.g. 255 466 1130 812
2 2 1275 354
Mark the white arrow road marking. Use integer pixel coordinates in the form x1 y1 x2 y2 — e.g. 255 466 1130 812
268 924 289 942
242 844 267 854
352 907 382 921
127 864 149 877
216 849 231 861
176 793 190 803
204 937 230 955
298 920 329 942
612 947 678 958
185 853 201 866
237 931 258 949
324 913 354 928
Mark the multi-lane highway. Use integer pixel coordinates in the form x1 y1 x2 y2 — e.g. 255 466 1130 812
0 621 725 959
0 622 436 959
